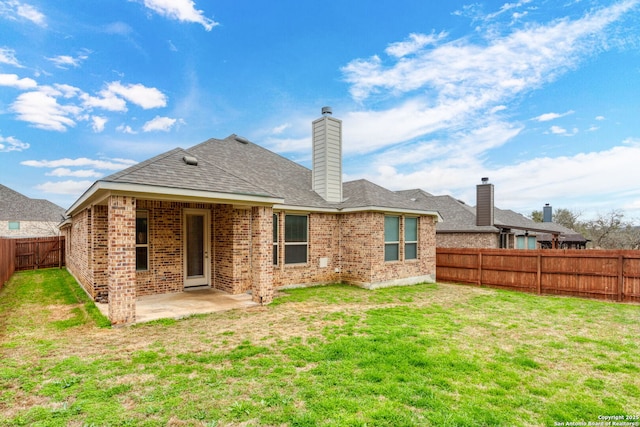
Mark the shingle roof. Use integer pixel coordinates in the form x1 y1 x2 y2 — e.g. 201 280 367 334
0 184 65 221
98 135 434 214
396 188 585 238
103 146 276 197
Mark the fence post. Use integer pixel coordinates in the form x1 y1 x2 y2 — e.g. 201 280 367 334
537 252 542 295
477 252 483 286
618 254 624 302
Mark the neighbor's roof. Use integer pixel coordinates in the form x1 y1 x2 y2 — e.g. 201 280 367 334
0 184 66 222
397 187 583 237
67 135 440 217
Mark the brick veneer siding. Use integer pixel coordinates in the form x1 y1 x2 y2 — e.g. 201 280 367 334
107 195 136 325
66 208 93 297
135 200 184 296
272 212 341 288
251 206 274 303
437 232 500 249
341 212 437 288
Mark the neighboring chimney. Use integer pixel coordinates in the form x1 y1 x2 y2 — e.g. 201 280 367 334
476 177 494 226
543 203 552 223
312 107 342 203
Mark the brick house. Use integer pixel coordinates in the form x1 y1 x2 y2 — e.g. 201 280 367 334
0 184 65 237
398 182 587 249
61 109 441 325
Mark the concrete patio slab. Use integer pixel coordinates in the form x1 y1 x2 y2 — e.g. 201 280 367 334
95 288 260 324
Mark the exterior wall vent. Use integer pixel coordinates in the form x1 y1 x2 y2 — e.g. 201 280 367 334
183 155 198 166
312 107 342 203
476 178 494 226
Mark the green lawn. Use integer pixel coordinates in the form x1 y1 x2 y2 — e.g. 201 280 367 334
1 268 639 426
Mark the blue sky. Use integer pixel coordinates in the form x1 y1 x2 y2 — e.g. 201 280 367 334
1 0 639 221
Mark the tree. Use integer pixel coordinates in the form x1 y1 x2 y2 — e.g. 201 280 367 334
553 208 583 231
583 209 624 249
530 210 543 222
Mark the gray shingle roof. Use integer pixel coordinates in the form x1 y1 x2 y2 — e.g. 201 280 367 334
103 146 276 197
396 188 585 238
98 135 433 213
0 184 66 221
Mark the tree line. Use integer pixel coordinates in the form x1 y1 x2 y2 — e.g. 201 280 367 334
530 208 640 250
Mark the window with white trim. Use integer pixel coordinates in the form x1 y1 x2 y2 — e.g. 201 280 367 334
136 210 149 271
384 216 400 261
285 214 308 264
404 217 418 260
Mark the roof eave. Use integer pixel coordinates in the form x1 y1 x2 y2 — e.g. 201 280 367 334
66 181 285 216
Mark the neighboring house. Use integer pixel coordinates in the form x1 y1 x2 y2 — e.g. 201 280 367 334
0 184 65 237
398 181 587 249
61 108 441 325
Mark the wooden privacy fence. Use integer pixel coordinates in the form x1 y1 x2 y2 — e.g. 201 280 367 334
0 238 16 287
14 236 65 271
0 237 65 287
436 248 640 303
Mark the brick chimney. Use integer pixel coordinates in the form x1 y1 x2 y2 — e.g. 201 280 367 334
312 107 342 203
543 203 552 222
476 177 494 226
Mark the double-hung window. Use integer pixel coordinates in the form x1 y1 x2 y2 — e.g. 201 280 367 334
384 216 400 261
285 214 308 264
136 210 149 271
404 217 418 260
273 213 279 265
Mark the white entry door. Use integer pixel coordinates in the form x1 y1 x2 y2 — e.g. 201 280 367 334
183 209 211 289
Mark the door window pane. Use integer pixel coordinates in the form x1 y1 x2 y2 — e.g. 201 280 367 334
187 214 204 276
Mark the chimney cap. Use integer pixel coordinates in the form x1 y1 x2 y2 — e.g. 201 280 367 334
481 177 489 183
321 106 332 116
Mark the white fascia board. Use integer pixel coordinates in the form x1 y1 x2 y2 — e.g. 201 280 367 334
339 205 443 221
273 204 443 221
66 181 284 216
273 204 339 213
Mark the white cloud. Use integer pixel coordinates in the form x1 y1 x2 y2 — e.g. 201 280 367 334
46 50 90 69
0 73 37 89
142 0 218 31
11 90 82 131
106 81 167 109
21 157 137 170
0 47 22 67
0 135 29 152
533 110 575 122
142 115 180 132
91 116 108 132
271 123 291 135
595 115 606 121
116 124 137 134
35 180 94 195
548 125 578 136
337 0 637 158
46 168 103 178
385 32 447 58
0 1 46 26
81 90 128 112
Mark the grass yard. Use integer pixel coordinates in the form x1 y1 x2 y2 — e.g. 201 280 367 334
1 269 639 426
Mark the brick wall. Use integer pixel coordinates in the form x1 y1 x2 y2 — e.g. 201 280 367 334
65 208 93 297
107 195 136 325
437 232 499 248
272 212 341 288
